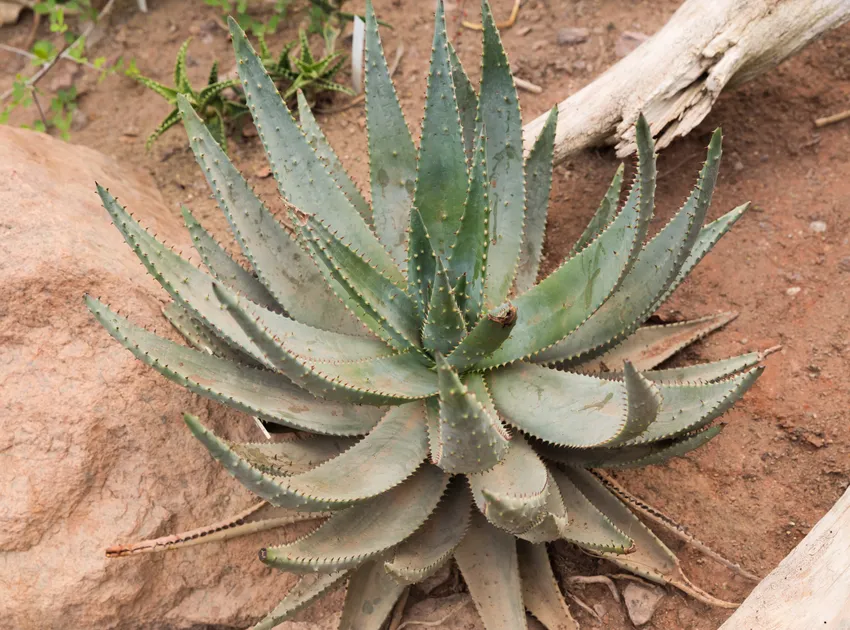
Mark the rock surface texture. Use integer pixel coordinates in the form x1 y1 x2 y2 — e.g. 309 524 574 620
0 127 295 629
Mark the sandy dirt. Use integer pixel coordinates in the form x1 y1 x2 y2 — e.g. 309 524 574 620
2 0 849 628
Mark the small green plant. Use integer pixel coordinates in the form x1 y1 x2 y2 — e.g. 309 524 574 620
204 0 291 36
90 1 766 628
131 39 247 151
259 29 352 102
0 1 126 139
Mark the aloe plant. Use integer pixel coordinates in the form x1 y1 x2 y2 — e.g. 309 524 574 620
133 38 247 150
89 2 767 627
258 28 353 102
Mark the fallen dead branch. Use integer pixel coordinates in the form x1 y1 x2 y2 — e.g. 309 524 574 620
522 0 850 163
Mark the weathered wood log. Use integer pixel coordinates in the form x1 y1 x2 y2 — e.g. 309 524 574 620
719 487 850 629
523 0 850 163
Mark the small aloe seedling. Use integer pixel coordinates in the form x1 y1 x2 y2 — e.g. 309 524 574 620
259 29 353 102
133 38 247 150
90 1 768 628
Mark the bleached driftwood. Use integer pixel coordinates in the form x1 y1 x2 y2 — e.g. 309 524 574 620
522 0 850 162
719 487 850 629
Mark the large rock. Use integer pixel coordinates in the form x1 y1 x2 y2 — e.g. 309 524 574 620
0 127 298 629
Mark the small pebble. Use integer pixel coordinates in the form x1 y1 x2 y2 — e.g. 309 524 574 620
809 220 827 233
557 27 589 45
786 287 801 297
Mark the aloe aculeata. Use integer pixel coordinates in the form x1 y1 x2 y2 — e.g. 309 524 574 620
89 1 768 627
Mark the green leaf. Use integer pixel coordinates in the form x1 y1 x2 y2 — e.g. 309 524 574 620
385 482 472 584
187 404 428 509
229 18 403 285
87 298 382 435
261 465 449 573
515 473 568 543
475 120 655 368
579 311 739 373
448 125 489 324
467 434 549 534
197 78 241 109
363 2 417 259
642 350 768 385
412 0 468 268
517 540 579 630
453 509 527 630
448 40 478 163
480 0 525 309
179 96 365 336
174 38 192 93
571 164 624 255
608 361 662 445
407 208 437 320
299 214 422 352
339 561 406 630
231 434 354 477
253 572 349 630
633 367 763 443
145 108 181 149
536 130 728 366
134 75 179 103
208 60 219 85
487 363 628 447
515 106 557 294
549 468 634 552
161 301 260 366
180 206 278 310
296 91 371 224
435 358 509 474
540 426 724 469
422 258 467 356
445 301 516 373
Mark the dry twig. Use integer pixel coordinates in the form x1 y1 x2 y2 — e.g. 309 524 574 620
395 598 471 629
462 0 521 30
814 109 850 128
567 575 621 602
513 75 542 94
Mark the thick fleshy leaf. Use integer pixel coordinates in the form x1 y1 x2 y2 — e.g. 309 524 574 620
105 501 326 558
448 126 489 324
535 130 728 366
231 434 355 476
445 301 516 373
467 434 549 534
515 106 557 294
260 465 449 573
87 298 381 435
296 92 370 223
161 301 259 366
229 19 403 285
517 540 579 630
608 361 662 445
180 205 277 310
299 214 422 352
253 572 349 630
385 482 472 584
540 426 724 469
412 0 468 267
422 259 467 356
633 367 762 443
562 467 733 606
339 560 406 630
515 473 568 543
475 119 656 369
217 286 434 403
581 311 739 373
435 357 510 473
448 41 478 162
178 97 364 336
479 0 525 308
488 363 628 447
550 468 634 552
453 510 527 630
185 410 426 509
571 164 625 255
364 0 417 269
408 208 437 319
643 350 768 385
174 38 191 92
